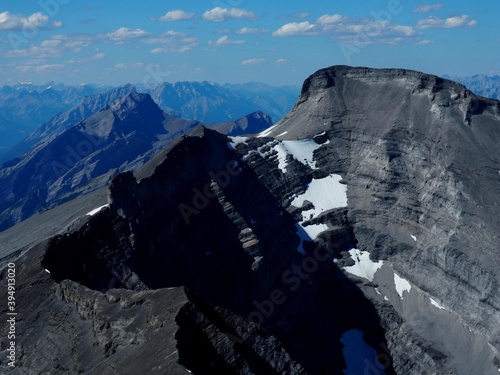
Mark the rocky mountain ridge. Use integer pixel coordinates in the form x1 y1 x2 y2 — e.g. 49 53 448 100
0 65 498 374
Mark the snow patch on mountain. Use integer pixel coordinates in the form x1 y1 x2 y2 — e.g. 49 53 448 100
394 273 412 299
343 249 384 282
257 124 278 137
292 174 348 219
86 204 109 216
279 140 321 170
430 297 445 310
228 136 249 148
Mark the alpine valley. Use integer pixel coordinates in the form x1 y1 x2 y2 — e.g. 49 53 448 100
0 66 499 375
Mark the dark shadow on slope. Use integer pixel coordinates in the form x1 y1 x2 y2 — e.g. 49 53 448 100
41 127 396 375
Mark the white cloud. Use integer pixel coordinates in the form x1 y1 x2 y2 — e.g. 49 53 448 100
35 64 65 72
417 15 478 29
146 31 199 53
272 21 316 37
115 63 125 69
241 58 266 65
202 7 257 22
5 35 94 57
16 65 32 73
0 11 62 31
40 39 62 48
412 4 443 14
235 27 269 35
392 25 417 36
215 35 245 46
316 14 344 25
66 52 105 64
106 27 150 44
273 14 422 45
276 58 287 64
159 10 196 22
93 52 105 59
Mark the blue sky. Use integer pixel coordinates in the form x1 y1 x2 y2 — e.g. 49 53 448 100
0 0 498 86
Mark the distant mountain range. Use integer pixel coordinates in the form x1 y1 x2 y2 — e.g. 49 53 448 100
0 84 137 163
0 81 299 158
0 92 272 231
443 74 500 99
146 81 298 124
0 83 112 153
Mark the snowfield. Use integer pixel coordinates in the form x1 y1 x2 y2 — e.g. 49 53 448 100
343 249 384 282
292 174 348 219
273 139 321 171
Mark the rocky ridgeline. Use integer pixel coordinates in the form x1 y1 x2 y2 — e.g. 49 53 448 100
0 66 499 374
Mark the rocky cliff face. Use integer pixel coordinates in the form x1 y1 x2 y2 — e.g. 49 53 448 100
263 65 500 374
0 66 499 374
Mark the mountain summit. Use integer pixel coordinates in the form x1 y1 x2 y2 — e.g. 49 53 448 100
1 66 499 375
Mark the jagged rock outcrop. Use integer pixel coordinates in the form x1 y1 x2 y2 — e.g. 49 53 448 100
0 66 499 374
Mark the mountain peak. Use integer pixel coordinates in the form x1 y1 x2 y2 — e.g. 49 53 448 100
267 65 489 140
78 92 165 138
300 65 466 97
109 92 154 112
